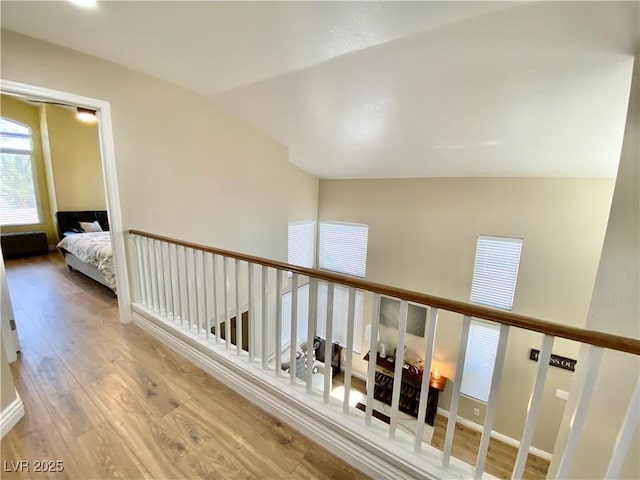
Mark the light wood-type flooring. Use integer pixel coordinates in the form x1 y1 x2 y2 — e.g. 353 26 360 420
2 253 549 479
1 254 368 480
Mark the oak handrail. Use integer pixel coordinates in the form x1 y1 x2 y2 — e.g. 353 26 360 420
129 229 640 356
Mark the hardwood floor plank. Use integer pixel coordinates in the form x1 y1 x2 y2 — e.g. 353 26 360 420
1 425 81 480
166 399 296 479
7 362 55 440
43 388 106 443
83 373 220 479
67 422 152 480
292 447 369 480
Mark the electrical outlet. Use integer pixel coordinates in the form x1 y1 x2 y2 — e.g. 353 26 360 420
473 408 480 416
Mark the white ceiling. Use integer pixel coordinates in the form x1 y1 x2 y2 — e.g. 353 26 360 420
2 1 638 179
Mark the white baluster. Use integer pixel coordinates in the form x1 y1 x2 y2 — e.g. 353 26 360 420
290 273 299 385
148 238 159 312
364 293 380 423
235 259 242 355
184 248 194 332
414 307 438 452
169 243 180 323
154 240 165 315
389 299 408 439
274 269 282 373
223 256 230 350
324 283 336 404
443 315 472 468
555 346 604 479
212 254 220 343
248 263 255 362
161 242 172 318
306 278 318 394
262 266 269 369
134 236 147 306
191 248 199 333
142 238 152 307
475 324 510 479
512 334 554 479
343 287 356 415
178 246 189 330
204 252 211 340
605 377 640 478
195 249 205 337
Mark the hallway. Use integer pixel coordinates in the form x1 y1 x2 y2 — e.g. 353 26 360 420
1 253 366 479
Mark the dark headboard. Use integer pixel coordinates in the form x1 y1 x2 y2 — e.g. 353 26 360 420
55 210 109 240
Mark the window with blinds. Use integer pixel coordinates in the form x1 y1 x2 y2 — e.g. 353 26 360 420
461 235 523 402
319 221 369 278
470 235 523 310
0 118 41 226
460 321 501 401
288 221 316 268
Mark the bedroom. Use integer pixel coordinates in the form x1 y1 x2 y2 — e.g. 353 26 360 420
0 93 115 291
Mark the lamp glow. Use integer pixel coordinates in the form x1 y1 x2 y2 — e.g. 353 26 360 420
68 0 98 8
432 368 441 380
76 107 97 123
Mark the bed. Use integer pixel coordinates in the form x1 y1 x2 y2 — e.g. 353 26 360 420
55 211 117 293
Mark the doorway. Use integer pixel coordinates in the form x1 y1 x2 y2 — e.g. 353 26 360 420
0 79 130 324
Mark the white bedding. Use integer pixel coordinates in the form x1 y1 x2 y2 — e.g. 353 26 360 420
57 232 116 290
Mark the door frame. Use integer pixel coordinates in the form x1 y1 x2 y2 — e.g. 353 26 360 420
0 79 131 324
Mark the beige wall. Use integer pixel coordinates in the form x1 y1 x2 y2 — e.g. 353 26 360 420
319 177 615 453
42 104 106 212
549 56 639 479
1 30 318 266
0 94 58 245
0 333 17 412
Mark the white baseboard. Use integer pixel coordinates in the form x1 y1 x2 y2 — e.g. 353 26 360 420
436 407 552 461
131 304 485 480
0 392 24 439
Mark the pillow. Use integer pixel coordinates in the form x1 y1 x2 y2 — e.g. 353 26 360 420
79 221 103 233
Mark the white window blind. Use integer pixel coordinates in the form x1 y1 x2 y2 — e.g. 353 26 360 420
288 221 315 268
0 118 40 226
460 321 501 402
319 222 368 278
461 235 522 402
470 235 523 310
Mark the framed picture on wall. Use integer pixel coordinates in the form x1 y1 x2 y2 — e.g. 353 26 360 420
379 296 427 337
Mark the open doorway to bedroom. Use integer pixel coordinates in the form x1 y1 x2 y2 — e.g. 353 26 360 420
0 80 130 327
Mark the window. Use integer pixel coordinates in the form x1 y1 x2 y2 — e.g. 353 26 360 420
461 235 523 402
281 220 368 353
319 221 369 278
0 118 40 226
288 221 315 268
470 235 523 310
460 321 501 402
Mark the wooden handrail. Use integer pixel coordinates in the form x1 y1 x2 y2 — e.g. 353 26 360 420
129 229 640 356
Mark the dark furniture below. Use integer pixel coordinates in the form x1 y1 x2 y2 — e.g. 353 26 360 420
364 351 447 426
55 210 109 240
1 231 48 258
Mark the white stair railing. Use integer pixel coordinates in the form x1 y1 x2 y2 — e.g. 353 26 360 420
129 230 640 480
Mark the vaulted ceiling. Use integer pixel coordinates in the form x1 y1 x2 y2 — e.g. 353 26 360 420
2 1 638 178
